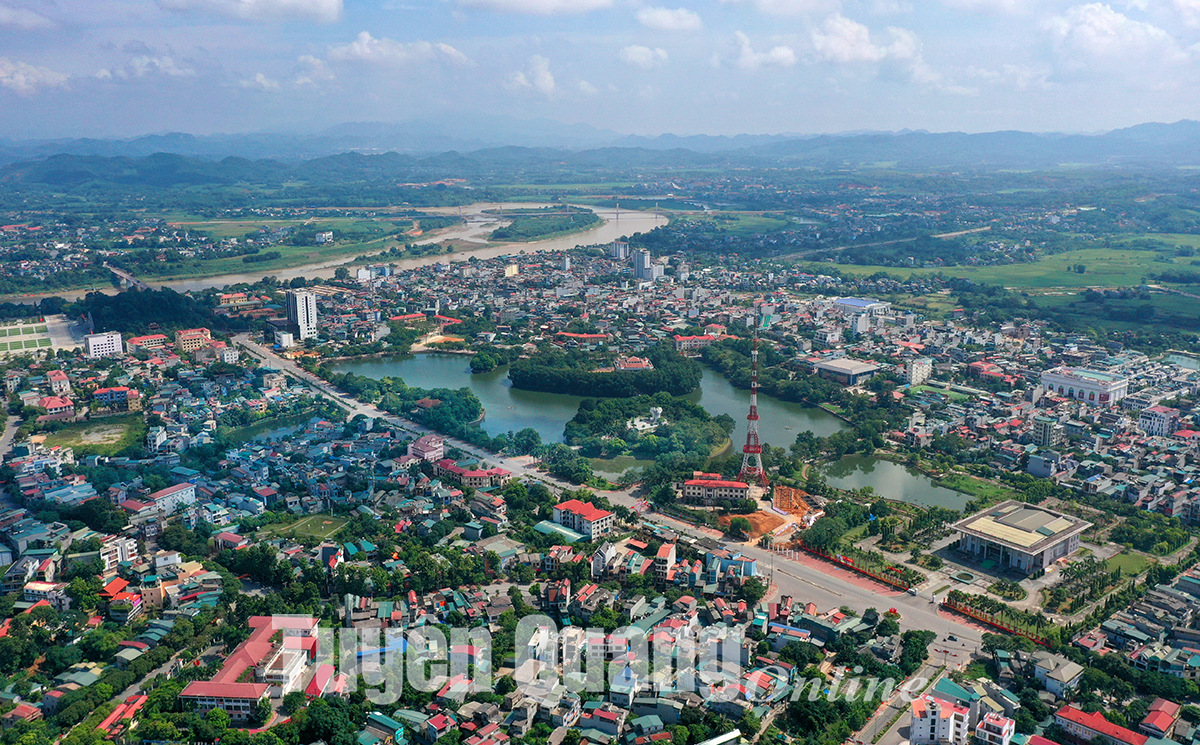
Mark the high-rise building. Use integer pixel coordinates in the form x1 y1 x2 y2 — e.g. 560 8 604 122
1031 416 1063 448
631 249 663 281
908 357 933 386
286 290 318 340
84 331 124 359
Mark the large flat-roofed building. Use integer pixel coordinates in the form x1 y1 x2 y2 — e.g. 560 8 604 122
1041 366 1128 406
833 297 891 317
954 500 1092 574
815 358 880 386
84 331 124 359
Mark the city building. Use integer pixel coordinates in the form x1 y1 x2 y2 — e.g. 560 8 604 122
84 331 124 359
908 357 933 386
833 296 891 317
1139 406 1182 437
976 713 1015 745
180 615 318 722
1055 706 1147 745
910 694 970 745
680 478 750 505
553 499 615 540
47 370 70 395
175 328 212 354
286 290 319 340
814 358 880 386
632 249 663 281
953 500 1092 575
1031 416 1064 449
408 434 444 462
1041 367 1129 406
147 483 198 515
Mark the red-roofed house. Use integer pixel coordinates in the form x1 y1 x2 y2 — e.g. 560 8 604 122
1140 699 1180 739
181 615 318 722
2 703 42 729
216 532 250 550
552 499 614 539
911 694 969 745
1056 705 1147 745
37 396 74 421
680 478 750 505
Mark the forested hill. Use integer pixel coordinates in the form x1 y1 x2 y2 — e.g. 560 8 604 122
6 120 1200 191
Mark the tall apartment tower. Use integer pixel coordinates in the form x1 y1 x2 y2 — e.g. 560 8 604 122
1031 416 1063 449
286 290 318 340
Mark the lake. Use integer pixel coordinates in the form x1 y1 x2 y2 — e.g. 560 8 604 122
329 353 847 447
823 454 971 510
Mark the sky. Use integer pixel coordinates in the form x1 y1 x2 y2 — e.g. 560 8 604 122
2 0 1200 140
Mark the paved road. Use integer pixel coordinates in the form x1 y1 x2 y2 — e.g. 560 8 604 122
236 335 988 646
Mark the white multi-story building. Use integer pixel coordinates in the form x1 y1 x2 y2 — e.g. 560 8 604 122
910 694 970 745
84 331 124 359
680 478 750 505
553 499 615 539
147 483 197 515
975 713 1015 745
99 534 138 574
1139 406 1181 437
908 357 933 386
1041 367 1129 406
286 290 318 340
1031 416 1064 448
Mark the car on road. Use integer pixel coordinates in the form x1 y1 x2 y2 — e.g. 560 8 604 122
947 635 958 642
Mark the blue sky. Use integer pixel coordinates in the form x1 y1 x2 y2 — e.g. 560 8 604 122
2 0 1200 139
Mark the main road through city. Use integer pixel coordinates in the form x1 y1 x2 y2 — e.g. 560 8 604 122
236 334 985 658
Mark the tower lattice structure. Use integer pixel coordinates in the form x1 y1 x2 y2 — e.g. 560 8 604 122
739 331 769 487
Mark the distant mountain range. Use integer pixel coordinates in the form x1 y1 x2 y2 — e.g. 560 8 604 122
4 119 1200 182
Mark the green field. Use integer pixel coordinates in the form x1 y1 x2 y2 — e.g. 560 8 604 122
589 455 654 479
262 515 347 540
41 413 146 456
796 247 1191 289
936 473 1022 504
171 216 390 240
1105 552 1152 576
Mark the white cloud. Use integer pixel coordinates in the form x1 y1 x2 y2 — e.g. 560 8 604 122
128 55 196 78
158 0 342 22
0 57 67 95
734 31 797 69
0 4 54 29
328 32 469 66
507 55 555 93
458 0 611 15
577 79 599 94
240 72 281 89
294 54 334 85
1044 4 1187 65
811 14 889 61
636 6 702 30
620 45 668 68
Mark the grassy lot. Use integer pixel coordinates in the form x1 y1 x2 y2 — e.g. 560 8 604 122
1034 290 1200 332
41 413 146 456
1105 552 1152 576
262 515 348 540
937 473 1022 504
168 217 391 240
135 235 399 280
795 247 1187 289
908 385 970 402
589 455 654 478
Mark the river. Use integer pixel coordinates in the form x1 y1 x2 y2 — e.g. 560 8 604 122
823 454 971 510
9 203 665 303
329 353 846 447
